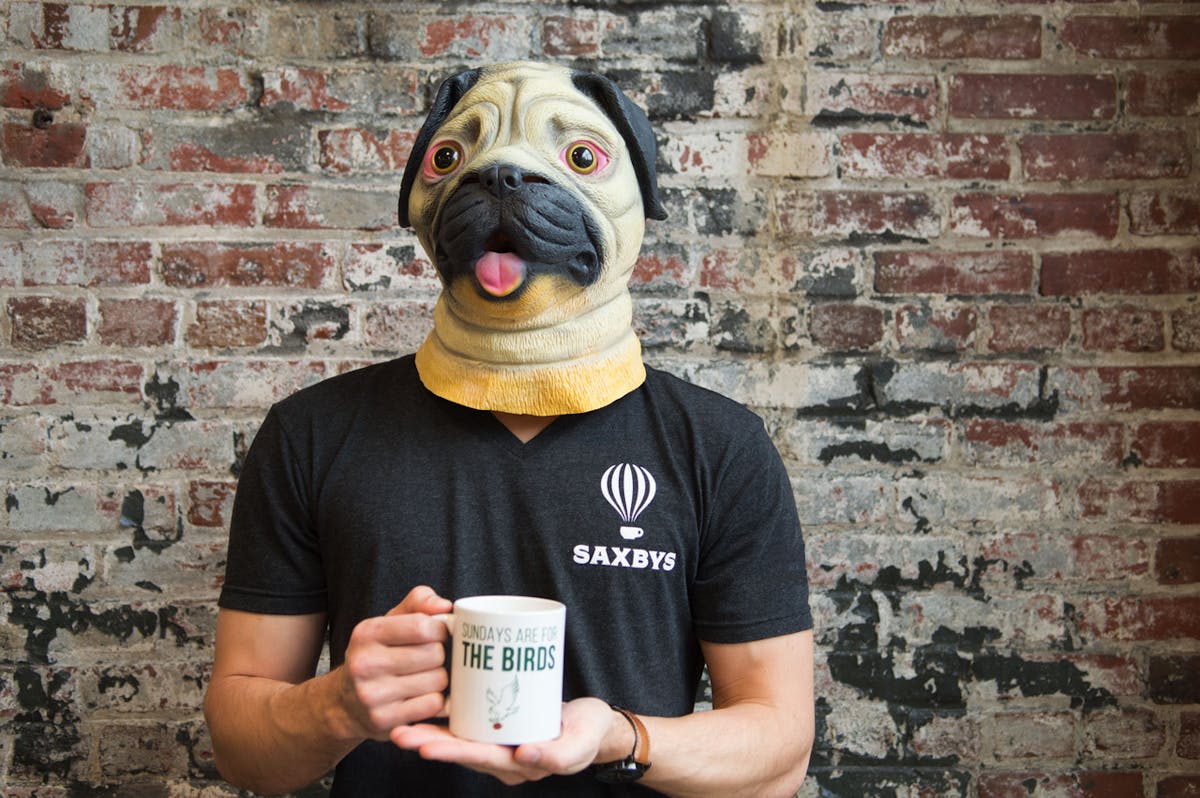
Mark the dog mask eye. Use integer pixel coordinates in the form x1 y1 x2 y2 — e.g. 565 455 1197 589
423 141 463 179
562 141 609 176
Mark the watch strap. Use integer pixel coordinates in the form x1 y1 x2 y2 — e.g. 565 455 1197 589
613 706 651 766
591 705 652 783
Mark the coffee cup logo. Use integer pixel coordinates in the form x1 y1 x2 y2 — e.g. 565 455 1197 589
601 463 656 540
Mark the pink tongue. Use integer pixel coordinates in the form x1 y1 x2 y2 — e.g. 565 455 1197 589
474 251 526 297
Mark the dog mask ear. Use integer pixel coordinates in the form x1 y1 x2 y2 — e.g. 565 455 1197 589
571 71 668 222
397 67 483 228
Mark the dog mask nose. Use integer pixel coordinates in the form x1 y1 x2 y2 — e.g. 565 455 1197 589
480 164 524 199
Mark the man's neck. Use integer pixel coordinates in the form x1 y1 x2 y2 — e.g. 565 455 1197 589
491 411 559 443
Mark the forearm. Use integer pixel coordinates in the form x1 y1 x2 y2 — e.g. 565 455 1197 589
204 669 362 796
627 703 813 798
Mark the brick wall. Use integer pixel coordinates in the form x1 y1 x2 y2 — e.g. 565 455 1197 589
1 1 1197 795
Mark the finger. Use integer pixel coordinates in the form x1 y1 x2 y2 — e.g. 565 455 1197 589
360 691 447 737
353 668 449 711
390 585 453 617
390 722 455 750
394 731 550 786
356 614 448 648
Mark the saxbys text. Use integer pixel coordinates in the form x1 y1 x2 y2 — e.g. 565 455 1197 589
572 544 677 571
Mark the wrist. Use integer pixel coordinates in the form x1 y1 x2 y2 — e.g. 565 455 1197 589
319 667 371 743
591 705 652 784
596 704 637 764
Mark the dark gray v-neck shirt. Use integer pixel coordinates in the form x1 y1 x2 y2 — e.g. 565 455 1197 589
220 355 811 797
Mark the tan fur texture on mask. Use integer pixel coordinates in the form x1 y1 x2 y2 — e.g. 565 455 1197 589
399 62 665 415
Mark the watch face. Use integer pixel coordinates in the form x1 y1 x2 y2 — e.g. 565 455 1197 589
594 759 648 783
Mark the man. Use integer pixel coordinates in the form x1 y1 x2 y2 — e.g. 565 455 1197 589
204 62 814 797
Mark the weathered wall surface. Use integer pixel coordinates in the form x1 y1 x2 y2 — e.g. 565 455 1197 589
1 1 1197 796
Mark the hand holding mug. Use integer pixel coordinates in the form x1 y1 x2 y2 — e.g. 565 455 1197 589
335 586 453 741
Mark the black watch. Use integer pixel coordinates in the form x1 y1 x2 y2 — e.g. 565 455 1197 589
592 706 652 784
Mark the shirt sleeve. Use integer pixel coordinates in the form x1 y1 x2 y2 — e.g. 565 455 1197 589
690 419 812 644
218 407 328 615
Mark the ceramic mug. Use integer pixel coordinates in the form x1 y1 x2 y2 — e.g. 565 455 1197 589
438 595 566 744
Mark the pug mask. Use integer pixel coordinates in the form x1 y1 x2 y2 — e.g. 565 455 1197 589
398 62 667 416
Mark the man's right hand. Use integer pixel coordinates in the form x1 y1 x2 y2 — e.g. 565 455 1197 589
333 586 454 741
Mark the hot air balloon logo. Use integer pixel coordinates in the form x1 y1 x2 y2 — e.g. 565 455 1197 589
601 463 657 540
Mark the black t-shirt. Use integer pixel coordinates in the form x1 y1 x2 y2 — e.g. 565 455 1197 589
220 355 811 797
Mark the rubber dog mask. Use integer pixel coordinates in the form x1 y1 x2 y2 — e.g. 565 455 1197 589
398 62 667 416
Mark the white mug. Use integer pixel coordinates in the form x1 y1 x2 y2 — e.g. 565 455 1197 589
437 595 566 745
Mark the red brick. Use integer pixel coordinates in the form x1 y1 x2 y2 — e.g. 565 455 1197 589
108 64 248 110
26 181 80 229
1181 713 1200 759
145 123 306 174
86 182 257 227
1130 189 1200 236
1075 594 1200 640
807 73 938 123
7 295 86 349
97 297 176 347
875 251 1033 295
1129 69 1200 116
895 304 977 352
344 241 438 293
0 358 143 405
161 241 335 289
1082 306 1165 352
698 249 751 291
1151 654 1200 704
883 15 1041 59
1156 538 1200 585
1061 15 1200 60
0 183 32 228
1042 249 1200 295
977 772 1145 798
187 479 236 527
1084 707 1167 759
1174 305 1200 352
988 710 1076 759
197 8 251 51
318 128 416 174
21 240 152 286
264 184 394 231
952 193 1118 239
636 250 689 289
0 241 18 286
1079 478 1200 524
779 190 939 239
809 303 884 350
1021 131 1190 180
418 16 519 58
1070 534 1152 581
950 73 1116 119
839 133 1010 180
361 300 436 353
18 3 88 49
1073 366 1200 411
259 66 352 111
110 5 182 53
1134 422 1200 468
187 300 267 349
0 62 71 109
1 122 88 167
988 304 1071 352
963 420 1124 467
542 16 605 56
1157 776 1200 798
